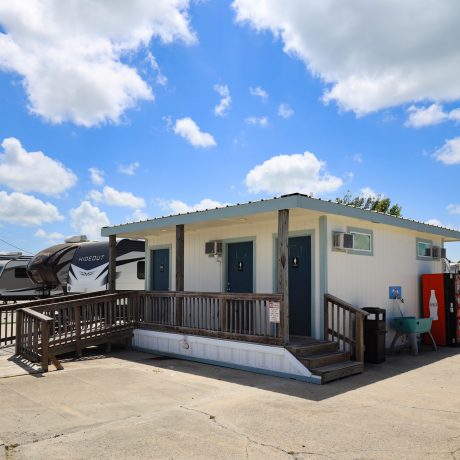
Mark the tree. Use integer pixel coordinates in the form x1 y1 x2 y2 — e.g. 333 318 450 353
335 191 402 217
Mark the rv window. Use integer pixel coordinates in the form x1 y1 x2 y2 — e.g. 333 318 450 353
137 261 145 280
14 267 29 278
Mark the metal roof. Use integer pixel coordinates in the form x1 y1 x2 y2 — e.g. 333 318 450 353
101 193 460 241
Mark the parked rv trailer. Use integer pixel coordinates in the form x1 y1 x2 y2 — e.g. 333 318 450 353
0 253 50 302
67 239 145 293
27 238 145 295
27 242 82 295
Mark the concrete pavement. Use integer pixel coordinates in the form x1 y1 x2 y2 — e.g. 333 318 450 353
0 346 459 459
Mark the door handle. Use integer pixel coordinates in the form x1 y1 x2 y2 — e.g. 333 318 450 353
227 282 231 292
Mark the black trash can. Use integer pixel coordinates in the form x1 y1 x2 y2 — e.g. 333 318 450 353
363 307 386 363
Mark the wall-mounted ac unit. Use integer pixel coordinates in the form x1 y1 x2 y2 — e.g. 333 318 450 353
431 246 446 259
205 241 223 255
333 232 354 249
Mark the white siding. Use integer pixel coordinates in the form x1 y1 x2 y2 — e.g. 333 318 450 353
141 210 445 344
327 215 443 344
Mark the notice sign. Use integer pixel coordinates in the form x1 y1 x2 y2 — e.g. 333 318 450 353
269 301 280 323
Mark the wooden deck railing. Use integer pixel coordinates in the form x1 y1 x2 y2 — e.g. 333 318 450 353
139 291 284 345
324 294 369 362
0 292 107 349
10 290 285 370
1 304 20 347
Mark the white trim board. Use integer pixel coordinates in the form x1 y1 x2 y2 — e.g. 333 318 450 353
132 329 321 384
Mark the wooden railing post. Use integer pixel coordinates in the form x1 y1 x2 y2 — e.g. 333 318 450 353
355 314 365 362
75 304 82 358
277 209 289 345
15 309 23 355
41 319 49 372
323 294 329 341
175 224 184 326
108 234 117 293
220 298 227 332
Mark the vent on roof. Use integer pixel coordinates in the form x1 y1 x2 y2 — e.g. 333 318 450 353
333 232 354 250
205 241 223 256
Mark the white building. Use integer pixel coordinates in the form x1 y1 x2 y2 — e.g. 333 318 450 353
101 193 460 383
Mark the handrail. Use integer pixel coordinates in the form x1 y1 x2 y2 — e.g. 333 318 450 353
323 294 370 317
15 307 53 371
324 293 369 362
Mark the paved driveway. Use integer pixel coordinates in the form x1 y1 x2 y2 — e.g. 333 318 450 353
0 347 459 459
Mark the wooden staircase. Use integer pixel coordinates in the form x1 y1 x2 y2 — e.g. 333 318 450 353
287 336 363 383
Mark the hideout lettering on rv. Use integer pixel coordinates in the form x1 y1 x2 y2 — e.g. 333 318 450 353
78 255 105 262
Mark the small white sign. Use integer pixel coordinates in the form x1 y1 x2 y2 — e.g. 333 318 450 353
269 301 280 323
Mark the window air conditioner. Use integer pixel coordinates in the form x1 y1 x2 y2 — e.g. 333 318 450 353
333 232 354 249
205 241 223 255
431 246 446 259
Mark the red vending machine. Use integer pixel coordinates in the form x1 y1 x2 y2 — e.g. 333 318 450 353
421 273 460 346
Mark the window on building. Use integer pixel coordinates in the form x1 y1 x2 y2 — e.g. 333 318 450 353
137 261 145 280
416 238 433 259
347 227 373 255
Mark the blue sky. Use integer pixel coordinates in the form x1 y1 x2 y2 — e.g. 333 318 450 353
0 1 460 259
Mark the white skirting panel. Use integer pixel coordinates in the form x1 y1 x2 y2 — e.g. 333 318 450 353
133 329 321 384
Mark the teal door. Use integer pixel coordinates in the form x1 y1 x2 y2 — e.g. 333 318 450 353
288 236 311 336
226 242 253 293
151 248 169 291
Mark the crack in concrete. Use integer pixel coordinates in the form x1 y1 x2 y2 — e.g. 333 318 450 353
179 405 333 459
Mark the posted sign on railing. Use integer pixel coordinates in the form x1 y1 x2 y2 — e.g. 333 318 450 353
269 301 280 323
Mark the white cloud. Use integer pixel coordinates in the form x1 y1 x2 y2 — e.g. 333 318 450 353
145 51 168 86
447 204 460 215
0 137 77 196
214 84 231 117
0 191 63 226
360 187 379 200
158 198 228 215
245 116 269 127
406 104 460 128
173 117 216 148
433 137 460 165
89 185 145 209
278 103 294 119
89 167 105 186
425 218 443 227
69 201 110 240
131 209 149 221
0 1 195 126
249 86 268 101
34 228 65 242
118 161 140 176
245 151 343 196
233 1 460 115
351 153 363 163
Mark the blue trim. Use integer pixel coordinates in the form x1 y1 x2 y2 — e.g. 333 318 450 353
319 216 328 340
102 194 460 241
132 346 322 384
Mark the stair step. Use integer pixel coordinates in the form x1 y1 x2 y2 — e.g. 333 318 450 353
287 340 338 355
298 350 350 369
311 361 364 384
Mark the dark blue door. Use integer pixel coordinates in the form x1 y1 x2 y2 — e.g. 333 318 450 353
151 249 169 291
227 242 253 293
288 236 311 336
